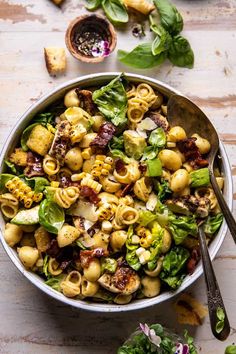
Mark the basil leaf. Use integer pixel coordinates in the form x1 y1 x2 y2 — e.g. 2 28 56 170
39 200 64 234
33 112 54 126
168 35 194 68
216 320 224 334
217 307 225 321
4 160 17 174
21 123 39 151
152 26 172 56
148 127 166 148
85 0 102 10
102 0 128 24
0 173 14 192
225 345 236 354
25 177 50 194
141 146 157 161
92 74 128 126
118 43 167 69
154 0 183 35
109 149 131 163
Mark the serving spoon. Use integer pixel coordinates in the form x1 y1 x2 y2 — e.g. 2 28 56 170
167 95 232 340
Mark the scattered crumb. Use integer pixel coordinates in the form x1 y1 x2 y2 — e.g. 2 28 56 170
174 293 208 326
224 114 229 118
44 47 66 76
223 66 232 76
225 51 229 59
215 50 221 56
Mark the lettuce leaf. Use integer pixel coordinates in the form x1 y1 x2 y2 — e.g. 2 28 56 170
125 225 141 271
168 214 198 245
204 213 223 236
147 222 164 270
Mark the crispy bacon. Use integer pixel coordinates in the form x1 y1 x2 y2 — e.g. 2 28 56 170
112 267 135 291
148 111 169 132
90 122 116 148
115 159 126 173
24 152 44 177
80 248 107 268
47 239 60 258
138 163 147 174
120 183 134 197
75 89 96 115
187 248 201 275
80 186 100 205
177 138 208 169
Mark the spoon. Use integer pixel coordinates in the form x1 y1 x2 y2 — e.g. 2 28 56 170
167 94 236 243
198 224 230 340
167 94 232 340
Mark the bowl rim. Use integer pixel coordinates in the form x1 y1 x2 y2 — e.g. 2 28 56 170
0 72 233 312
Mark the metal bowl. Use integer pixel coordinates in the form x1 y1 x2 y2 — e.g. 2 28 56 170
0 73 233 312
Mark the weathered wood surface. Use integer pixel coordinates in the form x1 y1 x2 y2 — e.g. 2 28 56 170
0 0 236 353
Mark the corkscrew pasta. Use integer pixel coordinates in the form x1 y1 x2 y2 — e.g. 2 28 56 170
1 75 224 305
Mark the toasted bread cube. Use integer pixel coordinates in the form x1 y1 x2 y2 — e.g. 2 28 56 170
51 0 64 5
26 125 54 156
9 148 28 166
44 47 66 75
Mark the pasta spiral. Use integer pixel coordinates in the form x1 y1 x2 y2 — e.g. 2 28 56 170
43 154 60 175
5 177 42 208
54 186 80 208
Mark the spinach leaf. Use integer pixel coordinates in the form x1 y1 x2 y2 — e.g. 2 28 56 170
0 173 14 192
118 43 167 69
102 0 128 24
92 75 128 126
168 35 194 68
25 177 50 194
168 213 198 245
85 0 102 10
39 200 65 234
21 123 39 151
109 135 124 150
204 213 223 236
141 146 158 161
109 149 131 163
148 127 166 148
154 0 183 35
4 160 17 174
33 112 54 126
160 246 190 289
152 25 172 56
45 274 64 291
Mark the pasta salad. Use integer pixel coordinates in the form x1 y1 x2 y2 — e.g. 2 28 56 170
0 74 224 304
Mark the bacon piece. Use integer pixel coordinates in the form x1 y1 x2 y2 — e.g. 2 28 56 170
75 89 96 115
187 248 201 275
49 121 71 166
112 267 135 291
80 248 107 268
47 239 60 258
80 186 100 205
120 183 134 197
24 152 44 177
177 138 208 169
90 122 116 148
115 159 126 174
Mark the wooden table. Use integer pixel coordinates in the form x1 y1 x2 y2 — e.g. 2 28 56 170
0 0 236 353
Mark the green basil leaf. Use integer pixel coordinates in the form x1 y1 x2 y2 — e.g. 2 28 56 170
92 74 128 126
141 146 158 161
25 177 50 194
216 306 225 321
85 0 102 10
102 0 128 24
0 173 15 192
33 112 54 126
39 200 64 234
118 43 167 69
21 123 39 151
109 149 131 163
101 257 117 274
148 127 166 148
225 345 236 354
168 35 194 68
154 0 183 35
216 320 224 334
151 26 172 56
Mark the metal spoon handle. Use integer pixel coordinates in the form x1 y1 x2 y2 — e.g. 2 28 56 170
198 226 230 340
210 171 236 244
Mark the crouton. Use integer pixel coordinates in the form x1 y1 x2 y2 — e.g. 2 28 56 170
26 125 54 156
51 0 65 5
174 293 208 326
44 47 66 75
9 148 28 166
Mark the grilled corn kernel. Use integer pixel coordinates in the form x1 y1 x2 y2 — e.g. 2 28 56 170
71 172 91 182
80 177 102 194
5 177 42 208
70 124 87 144
97 203 114 221
92 155 113 178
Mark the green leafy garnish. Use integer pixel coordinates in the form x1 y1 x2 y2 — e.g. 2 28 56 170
43 254 50 277
21 123 39 151
101 257 117 274
153 178 172 202
204 213 223 236
39 200 65 234
168 35 194 68
147 222 164 270
85 0 102 10
215 306 225 334
33 112 54 126
102 0 128 24
160 246 190 289
138 210 158 227
151 25 172 56
148 127 166 148
118 43 167 69
109 135 124 150
141 146 158 161
0 173 14 192
92 75 128 126
168 213 198 245
109 149 131 163
225 345 236 354
4 160 18 174
25 177 50 194
154 0 183 35
125 226 141 271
